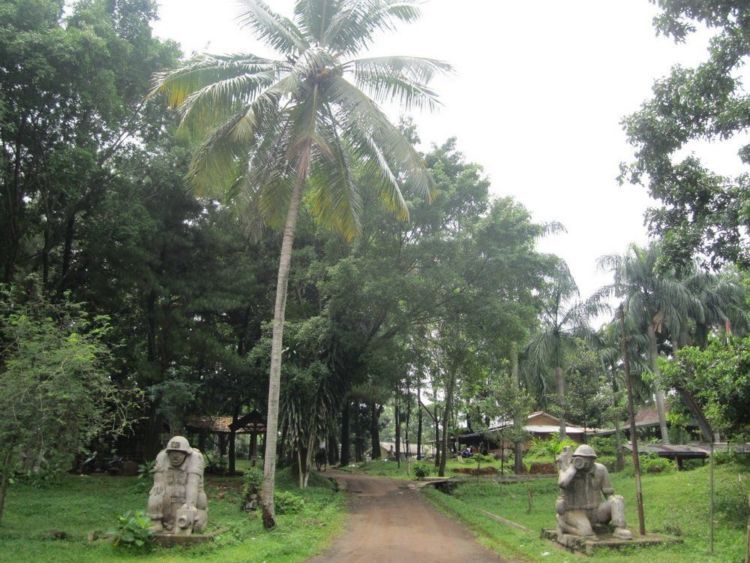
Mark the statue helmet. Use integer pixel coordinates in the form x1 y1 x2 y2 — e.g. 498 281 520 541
572 444 597 458
166 435 193 454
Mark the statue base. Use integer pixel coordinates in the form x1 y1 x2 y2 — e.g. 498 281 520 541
152 529 225 548
541 528 681 556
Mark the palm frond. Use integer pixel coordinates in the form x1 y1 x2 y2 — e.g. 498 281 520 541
324 0 422 55
346 56 450 110
328 76 433 203
237 0 309 56
148 54 277 107
185 114 252 197
306 111 362 240
294 0 343 43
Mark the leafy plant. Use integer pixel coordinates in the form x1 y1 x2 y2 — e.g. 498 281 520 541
275 490 304 514
640 454 675 474
111 510 153 551
413 464 430 480
526 435 577 460
242 466 264 511
588 436 617 457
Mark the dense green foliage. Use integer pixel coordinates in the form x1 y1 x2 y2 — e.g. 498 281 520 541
0 467 344 562
622 0 750 269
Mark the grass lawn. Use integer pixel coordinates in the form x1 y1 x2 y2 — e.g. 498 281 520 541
0 465 345 563
341 455 508 479
421 461 749 562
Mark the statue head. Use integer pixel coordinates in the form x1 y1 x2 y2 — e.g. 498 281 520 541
166 436 192 467
572 444 597 472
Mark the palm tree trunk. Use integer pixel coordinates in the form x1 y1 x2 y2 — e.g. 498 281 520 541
647 324 670 444
556 366 566 440
511 342 524 475
260 171 306 530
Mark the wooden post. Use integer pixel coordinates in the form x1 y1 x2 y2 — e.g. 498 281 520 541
745 494 750 563
620 305 646 536
710 441 715 553
250 431 258 466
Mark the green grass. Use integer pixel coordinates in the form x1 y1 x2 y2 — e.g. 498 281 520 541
421 461 750 562
0 467 345 562
344 456 511 479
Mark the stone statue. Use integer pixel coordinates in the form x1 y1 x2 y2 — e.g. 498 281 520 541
147 436 208 535
555 445 632 540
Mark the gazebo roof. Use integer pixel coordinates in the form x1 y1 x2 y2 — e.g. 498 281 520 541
186 410 266 434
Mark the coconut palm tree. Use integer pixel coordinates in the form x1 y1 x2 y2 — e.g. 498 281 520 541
597 243 694 444
150 0 449 527
525 262 594 439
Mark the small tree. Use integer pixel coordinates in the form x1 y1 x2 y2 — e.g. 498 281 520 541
0 284 135 522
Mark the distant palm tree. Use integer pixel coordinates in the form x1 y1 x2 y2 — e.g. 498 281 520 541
598 243 694 444
150 0 448 527
525 262 593 439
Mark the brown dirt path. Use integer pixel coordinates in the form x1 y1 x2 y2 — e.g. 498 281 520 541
308 471 509 563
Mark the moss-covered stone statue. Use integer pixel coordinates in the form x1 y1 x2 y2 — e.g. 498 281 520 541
147 436 207 535
556 445 632 540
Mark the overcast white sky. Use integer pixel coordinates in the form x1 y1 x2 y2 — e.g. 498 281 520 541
152 1 740 300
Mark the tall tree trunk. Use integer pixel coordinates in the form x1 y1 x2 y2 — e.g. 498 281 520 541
228 406 240 474
511 342 525 475
354 405 364 463
647 324 670 443
146 289 157 364
417 381 423 460
620 306 646 535
59 214 75 293
434 405 441 469
556 365 566 440
370 403 381 460
439 371 456 477
395 397 401 467
404 388 411 459
260 167 307 530
0 449 13 523
340 401 351 467
327 431 338 465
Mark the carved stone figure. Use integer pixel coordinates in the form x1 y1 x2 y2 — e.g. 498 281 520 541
147 436 208 535
556 445 632 540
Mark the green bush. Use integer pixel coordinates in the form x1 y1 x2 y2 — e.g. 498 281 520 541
640 454 676 474
111 510 153 551
242 467 264 497
275 490 305 514
414 463 430 480
588 436 617 457
526 435 577 460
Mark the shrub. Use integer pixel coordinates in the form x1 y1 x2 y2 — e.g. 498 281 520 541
526 435 577 460
588 436 617 457
241 466 264 511
275 490 305 514
640 454 675 474
111 510 153 551
243 467 264 497
413 464 430 480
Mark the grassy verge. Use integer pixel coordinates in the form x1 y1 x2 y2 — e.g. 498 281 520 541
0 467 345 563
422 462 749 562
344 456 509 479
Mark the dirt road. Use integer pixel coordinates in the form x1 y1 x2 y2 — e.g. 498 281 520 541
308 472 507 562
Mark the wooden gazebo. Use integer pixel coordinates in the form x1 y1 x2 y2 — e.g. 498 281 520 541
186 410 266 468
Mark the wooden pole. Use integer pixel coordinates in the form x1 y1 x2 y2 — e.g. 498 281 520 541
619 305 646 536
745 494 749 563
710 441 715 553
